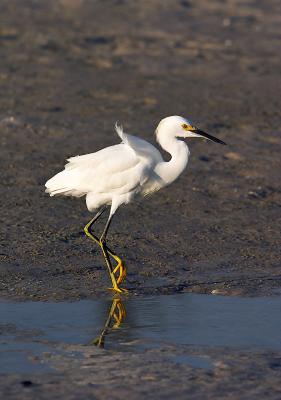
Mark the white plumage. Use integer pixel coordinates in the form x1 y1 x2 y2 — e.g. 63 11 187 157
45 115 225 292
46 122 163 212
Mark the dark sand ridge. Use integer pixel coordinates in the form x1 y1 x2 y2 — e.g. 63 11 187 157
0 0 280 301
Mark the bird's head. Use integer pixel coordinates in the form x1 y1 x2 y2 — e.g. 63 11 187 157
156 116 226 145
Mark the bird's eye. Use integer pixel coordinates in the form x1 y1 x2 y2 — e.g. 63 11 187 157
182 123 196 131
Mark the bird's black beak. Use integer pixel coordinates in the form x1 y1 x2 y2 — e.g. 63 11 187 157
193 129 226 145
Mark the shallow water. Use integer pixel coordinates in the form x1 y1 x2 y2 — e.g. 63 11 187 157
1 293 281 374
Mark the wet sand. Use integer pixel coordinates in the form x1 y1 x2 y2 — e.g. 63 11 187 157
0 0 281 398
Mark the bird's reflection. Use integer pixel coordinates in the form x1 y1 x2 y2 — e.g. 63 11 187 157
91 297 126 348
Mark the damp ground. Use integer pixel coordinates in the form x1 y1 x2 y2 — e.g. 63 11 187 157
0 0 281 398
0 0 280 302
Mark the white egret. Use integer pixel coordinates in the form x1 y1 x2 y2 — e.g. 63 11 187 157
45 115 226 293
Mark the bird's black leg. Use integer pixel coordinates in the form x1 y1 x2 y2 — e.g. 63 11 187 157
99 213 128 293
84 206 107 243
84 208 127 286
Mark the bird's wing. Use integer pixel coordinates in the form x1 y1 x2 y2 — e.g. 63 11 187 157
46 125 163 198
46 143 152 197
65 144 137 173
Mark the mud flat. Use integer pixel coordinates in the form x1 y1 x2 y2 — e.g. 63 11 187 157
0 0 280 398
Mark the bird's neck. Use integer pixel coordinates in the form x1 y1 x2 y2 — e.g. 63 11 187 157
156 136 190 186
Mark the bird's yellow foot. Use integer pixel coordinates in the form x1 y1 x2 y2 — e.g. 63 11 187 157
112 255 127 285
108 285 128 294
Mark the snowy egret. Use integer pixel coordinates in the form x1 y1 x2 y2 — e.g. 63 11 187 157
45 115 226 293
